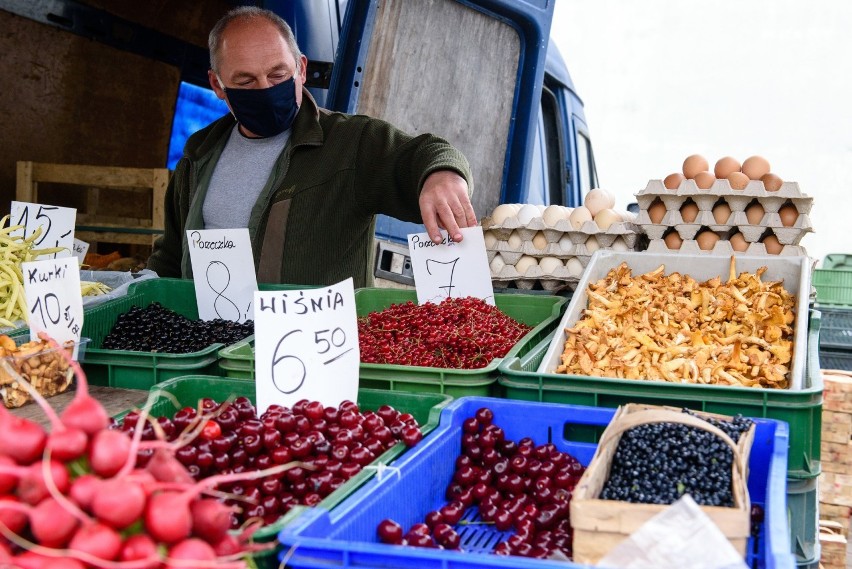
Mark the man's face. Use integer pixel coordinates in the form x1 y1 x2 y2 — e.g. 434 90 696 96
209 18 307 109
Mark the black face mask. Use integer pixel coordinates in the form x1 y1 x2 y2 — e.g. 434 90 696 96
223 77 299 138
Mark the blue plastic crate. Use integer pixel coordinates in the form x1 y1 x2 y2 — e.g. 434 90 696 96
278 397 794 569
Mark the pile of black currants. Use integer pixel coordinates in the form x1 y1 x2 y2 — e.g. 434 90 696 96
101 302 254 353
599 410 753 507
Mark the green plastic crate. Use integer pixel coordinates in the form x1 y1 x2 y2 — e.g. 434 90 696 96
823 253 852 271
787 474 819 567
114 375 451 556
812 268 852 306
497 310 824 478
81 279 301 390
217 289 568 398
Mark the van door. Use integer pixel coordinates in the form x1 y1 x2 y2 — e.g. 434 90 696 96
325 0 555 286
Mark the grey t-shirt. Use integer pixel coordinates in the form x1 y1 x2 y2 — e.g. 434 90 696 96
203 125 291 230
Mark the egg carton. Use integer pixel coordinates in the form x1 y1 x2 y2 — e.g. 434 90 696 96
645 237 808 257
642 220 812 246
489 255 591 279
482 217 642 246
492 277 580 293
486 235 640 262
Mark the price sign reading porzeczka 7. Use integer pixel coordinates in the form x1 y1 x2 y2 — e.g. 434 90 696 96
10 202 76 259
22 257 84 353
408 226 494 305
253 278 359 414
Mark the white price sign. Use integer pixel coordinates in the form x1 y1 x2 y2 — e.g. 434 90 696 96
186 228 258 323
408 226 494 305
10 202 76 259
72 238 89 265
22 257 84 350
253 278 359 414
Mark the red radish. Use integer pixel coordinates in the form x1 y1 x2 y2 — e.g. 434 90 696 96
30 496 80 548
37 332 109 436
0 495 28 535
11 551 54 569
91 478 146 529
212 533 242 556
88 429 131 477
67 522 122 561
0 406 47 465
144 490 192 544
0 455 18 493
3 459 70 505
147 448 194 484
119 534 161 567
190 498 231 543
69 473 100 512
166 538 216 565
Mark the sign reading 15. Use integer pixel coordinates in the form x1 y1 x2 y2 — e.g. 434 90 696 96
15 205 71 245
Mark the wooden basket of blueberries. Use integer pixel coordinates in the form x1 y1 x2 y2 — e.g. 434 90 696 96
570 403 755 564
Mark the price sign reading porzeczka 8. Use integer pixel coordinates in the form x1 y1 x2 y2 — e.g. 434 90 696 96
253 278 359 414
22 257 84 349
10 201 76 259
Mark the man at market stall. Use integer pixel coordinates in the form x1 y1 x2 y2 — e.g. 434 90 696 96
147 6 476 288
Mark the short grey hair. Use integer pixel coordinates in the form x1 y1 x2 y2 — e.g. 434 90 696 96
208 6 302 73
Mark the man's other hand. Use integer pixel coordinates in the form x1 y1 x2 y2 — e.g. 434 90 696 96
418 170 477 244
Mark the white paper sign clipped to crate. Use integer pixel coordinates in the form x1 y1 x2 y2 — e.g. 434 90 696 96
408 226 494 305
72 239 89 265
186 228 258 323
253 278 359 414
10 201 76 259
22 257 84 357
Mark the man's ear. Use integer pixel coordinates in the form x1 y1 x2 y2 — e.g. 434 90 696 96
209 70 226 100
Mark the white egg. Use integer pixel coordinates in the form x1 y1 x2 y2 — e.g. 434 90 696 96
483 230 497 249
566 257 584 278
514 255 539 275
491 204 516 224
537 204 547 213
568 206 593 230
594 209 622 230
509 204 523 213
542 205 566 227
558 235 574 252
516 204 540 225
538 257 563 275
532 231 548 250
585 236 600 253
610 237 629 251
489 254 505 273
584 188 616 217
507 231 524 250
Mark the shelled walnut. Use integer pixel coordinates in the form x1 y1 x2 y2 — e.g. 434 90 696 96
0 335 74 408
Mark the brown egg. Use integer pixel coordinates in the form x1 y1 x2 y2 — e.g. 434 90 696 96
727 171 750 190
761 172 784 191
741 156 771 180
682 155 709 179
745 202 765 225
680 201 699 223
664 231 683 250
648 200 667 224
762 234 784 255
695 230 720 251
778 204 799 227
712 202 732 224
729 232 749 252
714 156 742 179
664 172 685 190
693 171 716 190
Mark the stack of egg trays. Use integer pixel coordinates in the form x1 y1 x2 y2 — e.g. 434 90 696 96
481 215 642 291
636 179 813 256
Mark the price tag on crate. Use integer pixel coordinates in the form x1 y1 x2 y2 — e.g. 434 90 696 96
407 226 494 305
9 202 76 259
186 228 258 323
253 278 359 414
72 238 89 266
22 257 84 357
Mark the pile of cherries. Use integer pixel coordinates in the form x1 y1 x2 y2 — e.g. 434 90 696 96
377 407 585 559
358 297 531 369
116 397 423 528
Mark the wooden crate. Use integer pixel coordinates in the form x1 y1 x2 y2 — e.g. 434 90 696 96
819 520 848 569
15 161 169 250
570 403 753 565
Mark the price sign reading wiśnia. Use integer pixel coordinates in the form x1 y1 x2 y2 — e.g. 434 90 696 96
10 201 76 259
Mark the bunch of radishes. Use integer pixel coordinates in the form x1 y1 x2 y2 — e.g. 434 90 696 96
0 333 302 568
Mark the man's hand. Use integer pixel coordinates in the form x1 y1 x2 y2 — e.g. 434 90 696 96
419 170 477 244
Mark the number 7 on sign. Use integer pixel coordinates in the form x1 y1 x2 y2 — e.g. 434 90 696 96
426 257 459 298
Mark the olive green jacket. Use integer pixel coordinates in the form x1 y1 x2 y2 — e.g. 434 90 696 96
147 90 473 288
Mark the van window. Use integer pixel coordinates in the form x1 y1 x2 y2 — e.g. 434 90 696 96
527 86 566 206
576 131 597 193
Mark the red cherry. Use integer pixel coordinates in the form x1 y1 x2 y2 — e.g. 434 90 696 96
377 519 404 544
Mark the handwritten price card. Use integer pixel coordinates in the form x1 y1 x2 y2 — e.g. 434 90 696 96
253 278 359 414
10 202 76 259
22 257 84 352
408 226 494 305
72 239 89 265
186 228 258 323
